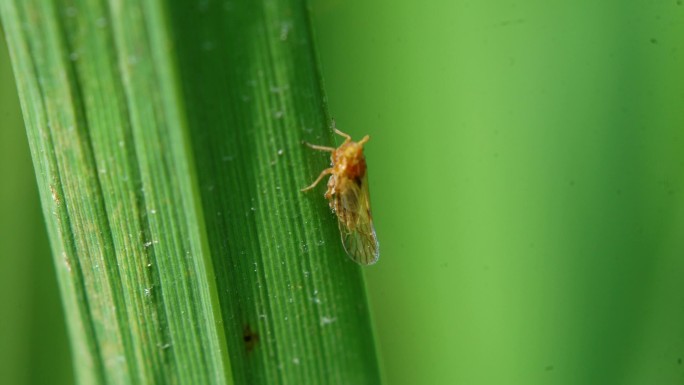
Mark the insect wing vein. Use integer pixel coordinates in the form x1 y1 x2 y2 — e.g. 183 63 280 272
337 175 379 265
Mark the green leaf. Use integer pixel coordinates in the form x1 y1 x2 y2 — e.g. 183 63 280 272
0 1 381 384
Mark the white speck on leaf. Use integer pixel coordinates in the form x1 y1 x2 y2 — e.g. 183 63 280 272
292 357 300 365
270 84 289 94
280 21 292 41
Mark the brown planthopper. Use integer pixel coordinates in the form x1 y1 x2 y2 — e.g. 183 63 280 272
301 121 380 265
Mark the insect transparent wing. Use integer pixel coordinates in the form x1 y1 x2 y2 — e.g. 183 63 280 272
336 175 379 265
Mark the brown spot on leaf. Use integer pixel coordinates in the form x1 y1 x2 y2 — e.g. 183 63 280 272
243 325 259 352
50 184 61 206
63 252 71 273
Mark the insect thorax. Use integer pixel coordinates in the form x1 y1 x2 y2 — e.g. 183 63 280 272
332 143 367 181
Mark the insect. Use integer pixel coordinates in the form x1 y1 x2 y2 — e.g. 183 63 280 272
301 122 380 265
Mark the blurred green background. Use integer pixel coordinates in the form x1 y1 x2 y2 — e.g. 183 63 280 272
2 1 683 384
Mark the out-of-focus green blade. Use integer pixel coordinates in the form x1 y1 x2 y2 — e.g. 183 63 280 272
313 0 684 384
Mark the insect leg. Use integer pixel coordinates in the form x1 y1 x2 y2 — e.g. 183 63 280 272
304 142 336 152
301 168 333 192
333 128 352 143
331 120 353 143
